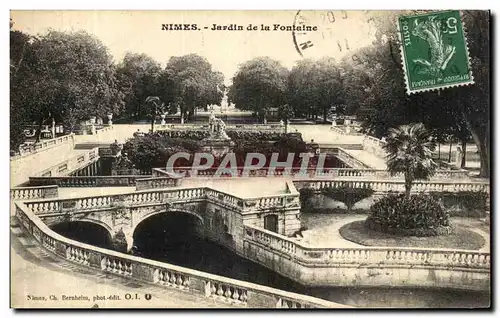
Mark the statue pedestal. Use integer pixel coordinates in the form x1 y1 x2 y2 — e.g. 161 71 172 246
201 138 235 158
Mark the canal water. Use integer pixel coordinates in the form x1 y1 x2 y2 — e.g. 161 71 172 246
52 213 490 308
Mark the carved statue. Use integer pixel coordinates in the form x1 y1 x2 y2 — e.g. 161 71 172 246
207 112 230 140
208 111 216 134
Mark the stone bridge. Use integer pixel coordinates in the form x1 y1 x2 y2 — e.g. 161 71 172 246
13 181 490 293
14 200 342 308
21 185 302 256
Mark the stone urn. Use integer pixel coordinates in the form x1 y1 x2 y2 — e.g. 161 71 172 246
160 113 166 125
107 113 113 125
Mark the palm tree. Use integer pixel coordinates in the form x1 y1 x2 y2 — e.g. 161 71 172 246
383 123 438 199
145 96 164 133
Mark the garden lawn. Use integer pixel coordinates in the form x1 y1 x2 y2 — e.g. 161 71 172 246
339 220 486 250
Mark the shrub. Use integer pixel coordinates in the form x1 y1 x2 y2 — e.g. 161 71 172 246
227 130 287 141
321 186 374 210
158 130 209 140
111 229 128 252
366 193 452 237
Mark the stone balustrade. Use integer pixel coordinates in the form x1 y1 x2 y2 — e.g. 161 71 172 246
167 166 470 180
315 168 470 180
334 147 371 168
205 188 244 210
24 195 114 215
11 134 75 160
126 188 207 206
293 179 490 194
29 175 145 187
242 195 286 210
135 177 181 190
36 148 99 177
15 202 345 308
154 123 285 133
330 126 364 136
10 185 59 201
244 225 490 270
22 182 292 218
362 135 388 158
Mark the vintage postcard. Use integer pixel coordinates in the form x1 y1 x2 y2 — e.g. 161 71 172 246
10 10 491 309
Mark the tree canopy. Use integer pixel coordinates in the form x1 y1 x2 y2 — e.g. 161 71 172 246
288 57 344 121
115 53 163 120
10 29 124 143
228 57 289 121
341 10 490 177
165 54 225 121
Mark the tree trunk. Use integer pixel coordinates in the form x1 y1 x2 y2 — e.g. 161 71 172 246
404 175 413 200
151 117 154 133
476 137 490 177
461 139 467 168
323 108 327 122
465 118 490 177
35 116 45 143
438 143 441 160
448 142 452 163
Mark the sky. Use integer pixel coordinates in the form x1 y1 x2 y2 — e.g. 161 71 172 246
10 10 379 85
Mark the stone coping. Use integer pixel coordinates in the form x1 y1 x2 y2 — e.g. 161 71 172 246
245 224 490 271
10 134 75 161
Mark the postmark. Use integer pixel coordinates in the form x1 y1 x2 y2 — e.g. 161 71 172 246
397 10 474 94
292 10 376 61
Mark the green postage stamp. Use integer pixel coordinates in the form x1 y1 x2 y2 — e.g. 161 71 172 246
398 10 474 94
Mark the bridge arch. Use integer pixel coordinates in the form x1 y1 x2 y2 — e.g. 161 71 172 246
49 219 113 249
133 208 204 231
131 208 207 258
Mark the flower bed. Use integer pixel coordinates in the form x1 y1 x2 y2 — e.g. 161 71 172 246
365 193 452 237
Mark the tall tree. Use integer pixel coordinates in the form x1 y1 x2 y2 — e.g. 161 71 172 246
10 21 34 150
384 123 438 199
116 53 163 120
145 96 164 132
277 104 294 133
342 10 490 176
287 59 318 119
229 57 289 122
12 30 124 140
165 54 224 121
